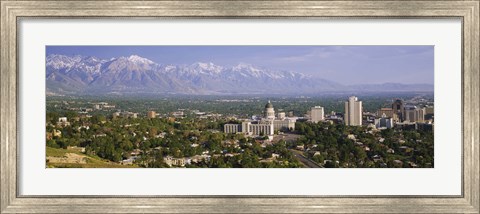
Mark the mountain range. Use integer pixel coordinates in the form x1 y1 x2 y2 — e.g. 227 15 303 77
46 54 434 96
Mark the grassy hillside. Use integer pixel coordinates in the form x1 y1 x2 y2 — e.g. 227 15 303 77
46 147 139 168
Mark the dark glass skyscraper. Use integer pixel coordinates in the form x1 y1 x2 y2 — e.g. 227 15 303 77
392 99 405 121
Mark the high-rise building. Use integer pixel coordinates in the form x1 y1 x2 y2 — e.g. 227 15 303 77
305 111 311 119
404 106 425 123
147 111 156 119
417 107 425 123
392 99 405 121
344 96 363 126
310 106 325 123
264 101 275 120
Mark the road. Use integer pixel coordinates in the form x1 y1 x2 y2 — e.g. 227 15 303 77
272 133 323 168
289 149 323 168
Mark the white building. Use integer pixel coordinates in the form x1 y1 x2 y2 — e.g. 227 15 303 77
223 101 295 137
224 124 241 134
264 101 275 120
310 106 325 123
344 96 363 126
123 112 138 119
57 117 71 127
375 113 394 129
250 122 274 136
271 119 295 131
172 111 184 118
224 121 274 137
262 101 295 131
163 156 186 167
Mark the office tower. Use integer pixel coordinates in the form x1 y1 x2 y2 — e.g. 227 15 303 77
310 106 325 123
392 99 405 121
404 106 425 123
344 96 363 126
417 107 425 123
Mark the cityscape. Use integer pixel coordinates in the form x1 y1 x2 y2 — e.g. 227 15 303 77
45 46 434 168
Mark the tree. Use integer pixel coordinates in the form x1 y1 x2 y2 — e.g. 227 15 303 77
46 112 59 124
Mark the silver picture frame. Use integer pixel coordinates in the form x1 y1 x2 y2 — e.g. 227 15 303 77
1 0 479 213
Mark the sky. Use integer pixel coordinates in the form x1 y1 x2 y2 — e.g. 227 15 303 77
46 46 434 85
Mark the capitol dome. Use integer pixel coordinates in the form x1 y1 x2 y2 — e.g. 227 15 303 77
264 101 275 120
265 101 273 108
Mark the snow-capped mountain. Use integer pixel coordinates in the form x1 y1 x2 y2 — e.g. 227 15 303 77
45 54 432 95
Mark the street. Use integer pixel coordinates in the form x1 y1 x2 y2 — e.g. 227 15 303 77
289 149 323 168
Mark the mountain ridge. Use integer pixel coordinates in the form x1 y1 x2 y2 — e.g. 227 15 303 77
46 54 434 96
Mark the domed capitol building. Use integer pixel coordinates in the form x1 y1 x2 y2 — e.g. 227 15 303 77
223 101 296 139
264 101 275 120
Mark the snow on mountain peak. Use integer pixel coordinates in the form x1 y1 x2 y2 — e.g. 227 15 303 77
82 56 103 64
46 53 310 82
231 63 266 78
189 62 223 74
46 54 81 70
46 53 341 95
101 55 158 73
233 63 256 70
127 55 155 64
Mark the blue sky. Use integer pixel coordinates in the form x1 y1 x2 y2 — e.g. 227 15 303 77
46 46 434 85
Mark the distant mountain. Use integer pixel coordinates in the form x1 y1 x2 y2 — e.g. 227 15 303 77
45 54 433 96
350 83 434 92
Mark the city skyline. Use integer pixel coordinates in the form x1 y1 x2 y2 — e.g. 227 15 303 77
45 45 434 168
46 94 434 168
46 45 434 85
